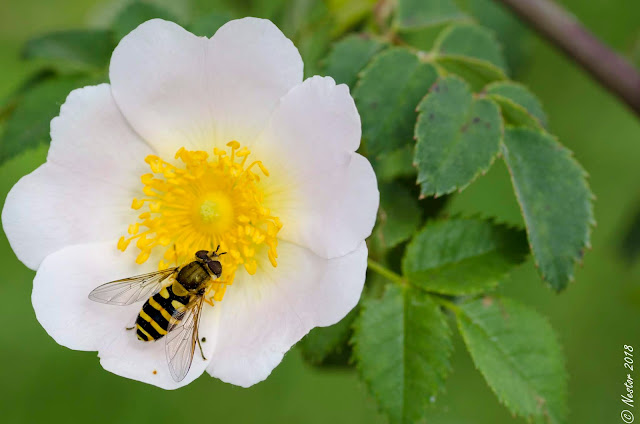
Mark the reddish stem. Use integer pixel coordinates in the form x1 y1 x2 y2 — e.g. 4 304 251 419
495 0 640 118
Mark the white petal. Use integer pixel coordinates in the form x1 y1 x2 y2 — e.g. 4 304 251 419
256 76 361 174
1 84 151 270
256 76 378 259
32 242 218 389
206 17 303 146
48 84 151 177
206 241 367 387
301 153 379 258
109 18 303 157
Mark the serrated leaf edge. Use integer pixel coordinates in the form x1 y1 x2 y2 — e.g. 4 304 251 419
393 1 470 31
414 75 504 198
484 80 548 127
401 216 529 295
435 54 508 86
321 33 388 85
432 22 509 74
354 47 438 157
456 297 569 423
489 93 544 130
500 128 596 291
352 286 454 423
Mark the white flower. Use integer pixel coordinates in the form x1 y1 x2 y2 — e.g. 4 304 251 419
1 18 378 389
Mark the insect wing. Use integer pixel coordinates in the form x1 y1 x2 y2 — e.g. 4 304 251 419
165 296 205 382
88 267 178 306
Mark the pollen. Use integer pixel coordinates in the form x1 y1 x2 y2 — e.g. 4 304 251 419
118 141 282 301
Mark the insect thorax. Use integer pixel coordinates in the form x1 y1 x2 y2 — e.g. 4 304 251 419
176 261 211 291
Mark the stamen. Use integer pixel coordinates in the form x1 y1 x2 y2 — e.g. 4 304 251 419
119 142 281 304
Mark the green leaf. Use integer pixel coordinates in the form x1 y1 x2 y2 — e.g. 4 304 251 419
112 2 178 41
465 0 529 74
0 75 105 165
490 96 542 130
431 23 508 90
250 0 289 22
299 307 358 367
0 70 56 122
375 182 422 249
457 297 568 424
326 0 377 35
354 48 438 156
281 0 333 78
501 128 594 290
403 218 528 295
370 144 416 182
396 26 448 52
434 23 507 72
395 0 466 30
323 35 386 88
297 24 333 79
189 0 240 16
276 0 326 37
22 30 115 72
414 76 502 197
353 285 453 424
486 81 547 128
435 55 507 91
189 11 233 37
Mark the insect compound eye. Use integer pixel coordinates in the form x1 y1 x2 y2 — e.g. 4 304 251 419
208 260 222 277
195 250 209 260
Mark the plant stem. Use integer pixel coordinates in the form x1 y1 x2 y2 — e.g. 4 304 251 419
494 0 640 118
430 295 462 315
366 258 462 313
367 258 405 285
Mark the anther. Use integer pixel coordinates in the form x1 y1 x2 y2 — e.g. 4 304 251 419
121 142 282 303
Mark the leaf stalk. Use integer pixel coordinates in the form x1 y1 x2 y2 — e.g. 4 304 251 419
366 258 462 313
367 258 406 286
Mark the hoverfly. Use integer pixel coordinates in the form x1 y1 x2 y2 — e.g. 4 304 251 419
88 247 225 382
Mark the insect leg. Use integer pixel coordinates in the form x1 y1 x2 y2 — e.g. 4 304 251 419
126 315 137 330
196 330 207 361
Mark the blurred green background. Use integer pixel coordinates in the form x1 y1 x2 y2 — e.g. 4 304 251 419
1 0 639 422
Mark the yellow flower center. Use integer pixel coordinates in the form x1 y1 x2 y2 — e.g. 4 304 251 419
118 141 282 302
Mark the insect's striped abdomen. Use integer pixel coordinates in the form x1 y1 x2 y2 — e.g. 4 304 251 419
136 284 190 341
